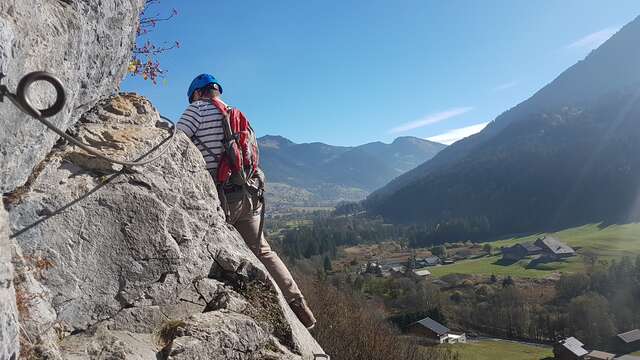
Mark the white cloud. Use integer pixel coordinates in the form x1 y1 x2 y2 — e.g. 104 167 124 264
389 107 473 134
427 121 490 145
493 81 517 92
566 26 620 51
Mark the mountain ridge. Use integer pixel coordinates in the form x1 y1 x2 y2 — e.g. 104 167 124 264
258 134 440 148
258 135 446 208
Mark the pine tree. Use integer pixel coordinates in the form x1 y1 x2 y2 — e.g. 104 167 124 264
323 255 332 273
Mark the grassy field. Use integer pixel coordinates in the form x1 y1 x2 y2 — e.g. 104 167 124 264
443 339 553 360
429 223 640 279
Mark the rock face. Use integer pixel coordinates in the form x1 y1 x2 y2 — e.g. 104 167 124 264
0 206 19 360
1 3 325 358
6 94 324 359
0 0 145 193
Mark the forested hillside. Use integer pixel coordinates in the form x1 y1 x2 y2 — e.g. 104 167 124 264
366 16 640 238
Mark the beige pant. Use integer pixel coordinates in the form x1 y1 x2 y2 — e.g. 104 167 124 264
226 193 303 303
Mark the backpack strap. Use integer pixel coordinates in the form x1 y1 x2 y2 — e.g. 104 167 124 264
217 103 236 149
206 98 232 145
209 97 247 184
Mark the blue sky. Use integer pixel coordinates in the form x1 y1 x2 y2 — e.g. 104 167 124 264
122 1 640 146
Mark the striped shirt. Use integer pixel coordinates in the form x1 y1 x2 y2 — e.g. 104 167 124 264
176 99 225 174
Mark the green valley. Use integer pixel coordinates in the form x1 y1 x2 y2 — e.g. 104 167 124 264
442 340 553 360
428 223 640 278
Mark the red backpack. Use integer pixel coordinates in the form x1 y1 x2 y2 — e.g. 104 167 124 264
208 97 260 185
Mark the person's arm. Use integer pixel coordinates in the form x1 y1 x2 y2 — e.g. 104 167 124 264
176 103 202 138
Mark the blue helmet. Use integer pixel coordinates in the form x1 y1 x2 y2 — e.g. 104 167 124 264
187 73 223 101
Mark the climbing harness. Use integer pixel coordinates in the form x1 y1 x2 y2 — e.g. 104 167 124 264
0 71 177 168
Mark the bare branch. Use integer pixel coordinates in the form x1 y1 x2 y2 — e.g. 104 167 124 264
129 0 180 84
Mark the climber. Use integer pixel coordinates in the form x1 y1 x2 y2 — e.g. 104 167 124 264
175 74 317 329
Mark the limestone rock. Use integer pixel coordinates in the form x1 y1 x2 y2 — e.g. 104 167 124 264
60 327 156 360
0 0 146 193
162 311 271 360
11 243 61 359
0 206 19 360
7 94 325 359
162 311 306 360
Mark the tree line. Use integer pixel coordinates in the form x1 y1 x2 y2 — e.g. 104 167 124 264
312 255 639 352
275 212 496 261
277 214 402 260
438 256 640 350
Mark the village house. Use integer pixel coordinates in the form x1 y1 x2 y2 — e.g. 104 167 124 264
406 317 466 345
553 337 588 360
388 265 407 278
501 242 543 261
362 262 383 276
616 329 640 353
535 236 576 259
411 268 432 278
384 265 432 279
416 256 441 267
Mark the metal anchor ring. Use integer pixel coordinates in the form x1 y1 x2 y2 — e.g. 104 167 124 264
1 70 177 169
15 71 66 118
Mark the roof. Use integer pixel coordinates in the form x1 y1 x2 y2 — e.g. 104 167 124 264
536 236 575 255
614 356 640 360
618 329 640 343
412 269 432 277
424 256 441 265
587 350 615 359
413 317 449 335
559 337 588 357
503 243 542 254
521 242 542 252
564 336 584 347
390 265 406 273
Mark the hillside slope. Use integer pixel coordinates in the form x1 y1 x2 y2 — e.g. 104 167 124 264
370 16 640 202
366 16 640 236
